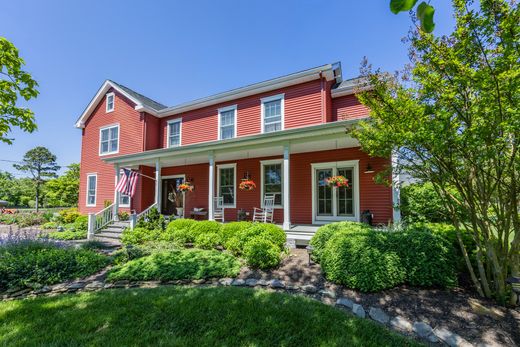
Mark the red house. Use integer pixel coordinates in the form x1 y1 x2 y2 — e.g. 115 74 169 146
75 62 400 242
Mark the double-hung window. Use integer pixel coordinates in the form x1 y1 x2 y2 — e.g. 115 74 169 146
219 105 236 140
261 94 284 133
86 174 97 206
217 164 236 207
99 125 119 155
168 119 181 147
106 92 115 112
261 160 283 207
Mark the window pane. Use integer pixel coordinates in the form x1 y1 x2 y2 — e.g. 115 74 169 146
170 122 180 135
169 121 181 147
220 110 234 126
221 126 234 140
87 176 96 205
264 122 281 133
337 168 354 216
263 99 282 133
100 126 118 154
101 129 109 141
101 142 109 153
219 167 235 205
263 164 282 205
110 127 118 139
110 139 118 152
170 135 180 147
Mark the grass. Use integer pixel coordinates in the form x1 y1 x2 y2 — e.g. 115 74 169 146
0 286 422 346
107 248 242 282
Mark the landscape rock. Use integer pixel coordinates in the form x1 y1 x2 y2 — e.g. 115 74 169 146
257 279 269 286
192 279 206 285
352 303 366 318
51 283 68 293
67 282 86 291
85 282 104 290
286 285 299 291
389 316 413 332
33 286 52 294
301 284 318 294
219 278 234 286
231 279 245 286
413 322 438 342
336 297 354 309
434 327 473 347
245 278 258 287
9 289 31 297
320 290 336 299
269 279 285 289
369 307 390 324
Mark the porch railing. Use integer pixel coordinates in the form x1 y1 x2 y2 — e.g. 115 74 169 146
95 203 115 232
136 202 157 221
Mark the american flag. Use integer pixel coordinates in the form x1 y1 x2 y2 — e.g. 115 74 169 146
115 169 139 197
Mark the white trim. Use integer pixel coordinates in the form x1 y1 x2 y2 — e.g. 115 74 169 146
261 93 284 134
217 105 237 140
260 159 284 208
99 124 120 156
217 163 237 208
105 92 115 113
311 160 360 224
86 173 97 207
166 118 182 148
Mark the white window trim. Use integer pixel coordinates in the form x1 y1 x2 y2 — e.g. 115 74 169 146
86 173 97 207
167 118 182 148
217 163 236 208
99 123 120 156
218 105 237 140
260 93 285 134
106 92 115 113
116 172 131 208
260 159 284 208
311 160 360 224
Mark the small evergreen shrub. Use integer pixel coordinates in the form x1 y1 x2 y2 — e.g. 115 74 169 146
46 230 87 240
194 232 221 250
136 207 165 231
243 236 281 269
42 221 58 230
73 215 88 232
121 227 162 245
310 222 370 262
220 221 252 243
224 223 286 256
189 221 222 240
167 218 197 232
58 208 81 224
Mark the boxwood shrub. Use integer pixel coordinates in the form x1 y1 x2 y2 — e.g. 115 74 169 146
46 230 87 240
243 236 281 269
310 222 371 262
220 221 252 243
121 227 162 245
194 232 222 250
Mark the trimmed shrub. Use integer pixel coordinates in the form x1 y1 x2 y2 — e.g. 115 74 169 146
189 221 222 240
401 182 460 223
220 221 252 243
73 215 88 232
121 227 162 245
0 240 108 290
310 222 371 262
107 249 241 281
167 218 197 232
321 230 405 292
112 242 180 265
136 207 165 231
46 230 87 240
243 236 281 269
42 221 58 230
225 223 286 256
58 208 81 224
194 232 221 250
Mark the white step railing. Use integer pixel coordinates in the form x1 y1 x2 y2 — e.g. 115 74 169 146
136 202 157 221
95 203 115 232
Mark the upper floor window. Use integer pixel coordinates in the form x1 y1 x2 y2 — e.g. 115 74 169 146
217 164 236 207
261 94 284 133
99 124 119 155
218 105 237 140
167 119 182 148
86 174 97 206
106 92 115 112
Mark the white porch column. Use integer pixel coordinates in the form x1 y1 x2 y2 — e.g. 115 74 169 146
391 150 401 223
113 164 120 221
283 143 291 230
208 152 215 221
155 159 162 212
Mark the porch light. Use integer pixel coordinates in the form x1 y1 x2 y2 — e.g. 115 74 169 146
364 163 375 174
306 245 314 266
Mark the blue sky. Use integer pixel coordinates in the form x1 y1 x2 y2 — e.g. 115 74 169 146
0 0 455 176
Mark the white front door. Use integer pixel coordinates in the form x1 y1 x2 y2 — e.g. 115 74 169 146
311 160 360 224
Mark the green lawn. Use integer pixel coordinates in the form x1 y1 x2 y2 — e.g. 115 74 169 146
0 287 422 347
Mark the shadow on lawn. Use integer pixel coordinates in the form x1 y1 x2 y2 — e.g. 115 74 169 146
0 286 420 347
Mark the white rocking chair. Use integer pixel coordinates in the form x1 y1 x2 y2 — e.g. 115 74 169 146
253 194 275 223
213 197 224 222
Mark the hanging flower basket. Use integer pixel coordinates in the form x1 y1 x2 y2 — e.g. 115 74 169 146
178 182 194 193
239 179 257 191
326 175 349 188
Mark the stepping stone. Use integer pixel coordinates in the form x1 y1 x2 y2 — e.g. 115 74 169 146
352 304 366 318
245 279 258 287
336 298 354 309
320 290 336 299
219 278 233 286
231 279 245 286
389 316 412 332
413 322 438 343
434 327 473 347
269 279 285 289
369 307 389 324
301 284 318 293
85 282 104 290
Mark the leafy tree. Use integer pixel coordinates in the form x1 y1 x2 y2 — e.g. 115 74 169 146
389 0 436 33
44 163 80 207
0 171 35 207
0 37 39 144
13 147 60 211
352 0 519 304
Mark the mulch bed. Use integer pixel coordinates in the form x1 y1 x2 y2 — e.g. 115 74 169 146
239 248 520 347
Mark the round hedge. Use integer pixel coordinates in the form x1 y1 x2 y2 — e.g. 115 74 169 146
243 236 281 269
310 222 370 262
220 221 252 243
194 232 222 250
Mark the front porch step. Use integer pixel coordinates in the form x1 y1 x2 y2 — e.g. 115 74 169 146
95 231 124 240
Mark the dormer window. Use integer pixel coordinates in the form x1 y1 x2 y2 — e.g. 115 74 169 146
218 105 237 140
261 94 284 133
106 92 115 112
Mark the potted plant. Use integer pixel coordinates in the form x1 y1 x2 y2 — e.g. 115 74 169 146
178 182 194 193
326 175 349 188
239 179 256 191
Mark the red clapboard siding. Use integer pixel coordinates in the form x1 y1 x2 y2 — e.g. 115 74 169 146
331 94 370 121
78 88 144 214
159 80 325 147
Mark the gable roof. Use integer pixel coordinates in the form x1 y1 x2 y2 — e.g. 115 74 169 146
75 62 343 128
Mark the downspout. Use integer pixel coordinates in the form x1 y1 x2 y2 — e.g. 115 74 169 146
142 112 147 152
319 72 326 123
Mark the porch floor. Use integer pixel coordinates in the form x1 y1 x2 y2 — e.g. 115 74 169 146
279 224 320 244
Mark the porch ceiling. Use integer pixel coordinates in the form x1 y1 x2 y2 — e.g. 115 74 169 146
103 119 361 168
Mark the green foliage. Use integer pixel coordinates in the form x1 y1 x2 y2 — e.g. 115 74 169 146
389 0 434 33
136 207 165 231
46 230 87 240
0 37 39 144
243 236 281 269
189 220 222 239
0 240 107 290
121 227 162 245
14 213 45 228
401 182 455 223
112 242 180 265
73 215 88 232
225 223 286 256
310 222 371 262
107 249 241 282
43 163 79 207
42 221 58 229
167 218 197 231
220 221 252 243
194 232 221 250
58 207 81 224
390 0 418 14
0 171 35 207
117 211 129 221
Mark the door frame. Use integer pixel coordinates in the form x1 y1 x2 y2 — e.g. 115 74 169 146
311 160 360 224
161 174 185 215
